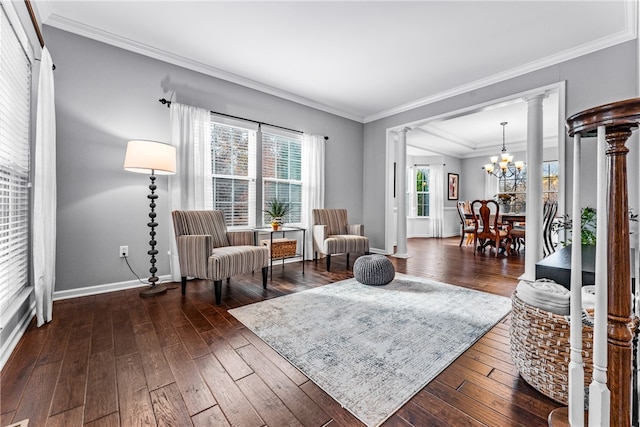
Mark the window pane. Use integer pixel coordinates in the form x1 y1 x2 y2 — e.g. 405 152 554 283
262 132 302 226
415 167 430 217
210 123 254 226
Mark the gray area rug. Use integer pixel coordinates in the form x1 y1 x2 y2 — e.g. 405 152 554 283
229 273 512 427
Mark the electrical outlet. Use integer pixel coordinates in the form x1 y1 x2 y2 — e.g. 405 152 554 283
120 245 129 258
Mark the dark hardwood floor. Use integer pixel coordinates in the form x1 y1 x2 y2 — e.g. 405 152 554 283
1 237 562 427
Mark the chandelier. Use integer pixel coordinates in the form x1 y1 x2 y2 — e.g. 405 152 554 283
483 121 525 179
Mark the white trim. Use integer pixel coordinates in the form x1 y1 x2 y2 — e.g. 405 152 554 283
368 247 387 255
390 82 566 132
42 13 363 123
52 275 171 301
0 295 35 371
365 9 636 123
38 2 636 125
1 0 35 63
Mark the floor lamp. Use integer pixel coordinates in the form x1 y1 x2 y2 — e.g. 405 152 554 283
124 140 176 297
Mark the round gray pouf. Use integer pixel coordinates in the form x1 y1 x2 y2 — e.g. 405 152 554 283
353 254 395 286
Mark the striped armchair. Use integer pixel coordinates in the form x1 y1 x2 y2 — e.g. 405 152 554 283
171 210 269 305
312 209 369 271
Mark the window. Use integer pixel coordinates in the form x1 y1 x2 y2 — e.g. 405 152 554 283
209 120 303 228
496 160 558 208
542 161 559 202
415 166 430 217
497 167 527 206
0 4 32 315
262 131 302 225
210 123 256 227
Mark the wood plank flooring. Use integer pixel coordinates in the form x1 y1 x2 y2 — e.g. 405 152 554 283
1 237 563 426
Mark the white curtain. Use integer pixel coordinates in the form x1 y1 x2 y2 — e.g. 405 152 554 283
33 47 56 327
484 173 499 200
430 164 444 237
301 134 325 259
168 103 212 281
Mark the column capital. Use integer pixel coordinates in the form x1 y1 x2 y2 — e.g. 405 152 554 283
396 127 412 135
523 92 547 104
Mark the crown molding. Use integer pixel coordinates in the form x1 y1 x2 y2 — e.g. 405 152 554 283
43 13 365 123
41 1 636 126
364 1 637 123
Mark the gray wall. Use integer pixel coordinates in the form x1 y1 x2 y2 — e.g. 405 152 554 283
45 26 364 292
364 40 638 250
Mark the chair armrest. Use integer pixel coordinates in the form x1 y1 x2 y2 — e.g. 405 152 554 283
176 235 211 278
346 223 364 236
313 224 328 253
227 230 255 246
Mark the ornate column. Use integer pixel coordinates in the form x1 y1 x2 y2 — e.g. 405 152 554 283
604 124 634 427
393 127 410 258
523 94 545 280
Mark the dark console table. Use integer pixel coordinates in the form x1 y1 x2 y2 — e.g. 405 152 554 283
536 244 635 289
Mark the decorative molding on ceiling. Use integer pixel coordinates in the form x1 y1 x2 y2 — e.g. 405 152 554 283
364 6 637 123
40 2 636 125
42 13 365 123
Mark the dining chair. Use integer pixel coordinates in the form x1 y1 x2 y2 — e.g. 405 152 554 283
456 201 476 247
510 221 526 253
542 200 558 256
471 199 511 257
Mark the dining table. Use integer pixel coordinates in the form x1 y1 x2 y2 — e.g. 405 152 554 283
500 213 526 227
464 212 526 226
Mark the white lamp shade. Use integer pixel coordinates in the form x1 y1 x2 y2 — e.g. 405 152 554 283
124 140 176 175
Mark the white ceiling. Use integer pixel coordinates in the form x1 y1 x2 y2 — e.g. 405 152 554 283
34 1 635 156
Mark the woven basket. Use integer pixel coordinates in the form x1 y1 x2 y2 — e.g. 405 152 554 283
261 238 297 259
510 292 593 405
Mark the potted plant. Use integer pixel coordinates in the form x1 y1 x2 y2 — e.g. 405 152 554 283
553 206 638 246
264 199 291 230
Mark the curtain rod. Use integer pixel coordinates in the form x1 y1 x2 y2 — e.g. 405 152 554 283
159 98 328 141
24 0 55 70
24 0 43 48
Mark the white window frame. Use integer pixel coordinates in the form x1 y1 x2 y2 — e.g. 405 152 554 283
208 119 304 228
0 1 33 321
412 165 430 217
261 128 302 227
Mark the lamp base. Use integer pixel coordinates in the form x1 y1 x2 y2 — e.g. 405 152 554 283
139 284 168 297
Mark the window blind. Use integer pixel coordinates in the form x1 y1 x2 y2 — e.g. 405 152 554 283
0 4 32 315
210 122 256 227
262 131 302 225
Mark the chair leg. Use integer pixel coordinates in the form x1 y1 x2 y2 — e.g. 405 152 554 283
181 277 187 295
326 254 331 271
473 236 478 254
213 280 222 305
346 253 350 268
262 267 268 289
459 230 464 246
314 251 318 263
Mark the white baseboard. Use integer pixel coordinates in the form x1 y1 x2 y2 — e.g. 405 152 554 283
368 247 389 254
53 275 171 301
0 299 35 371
